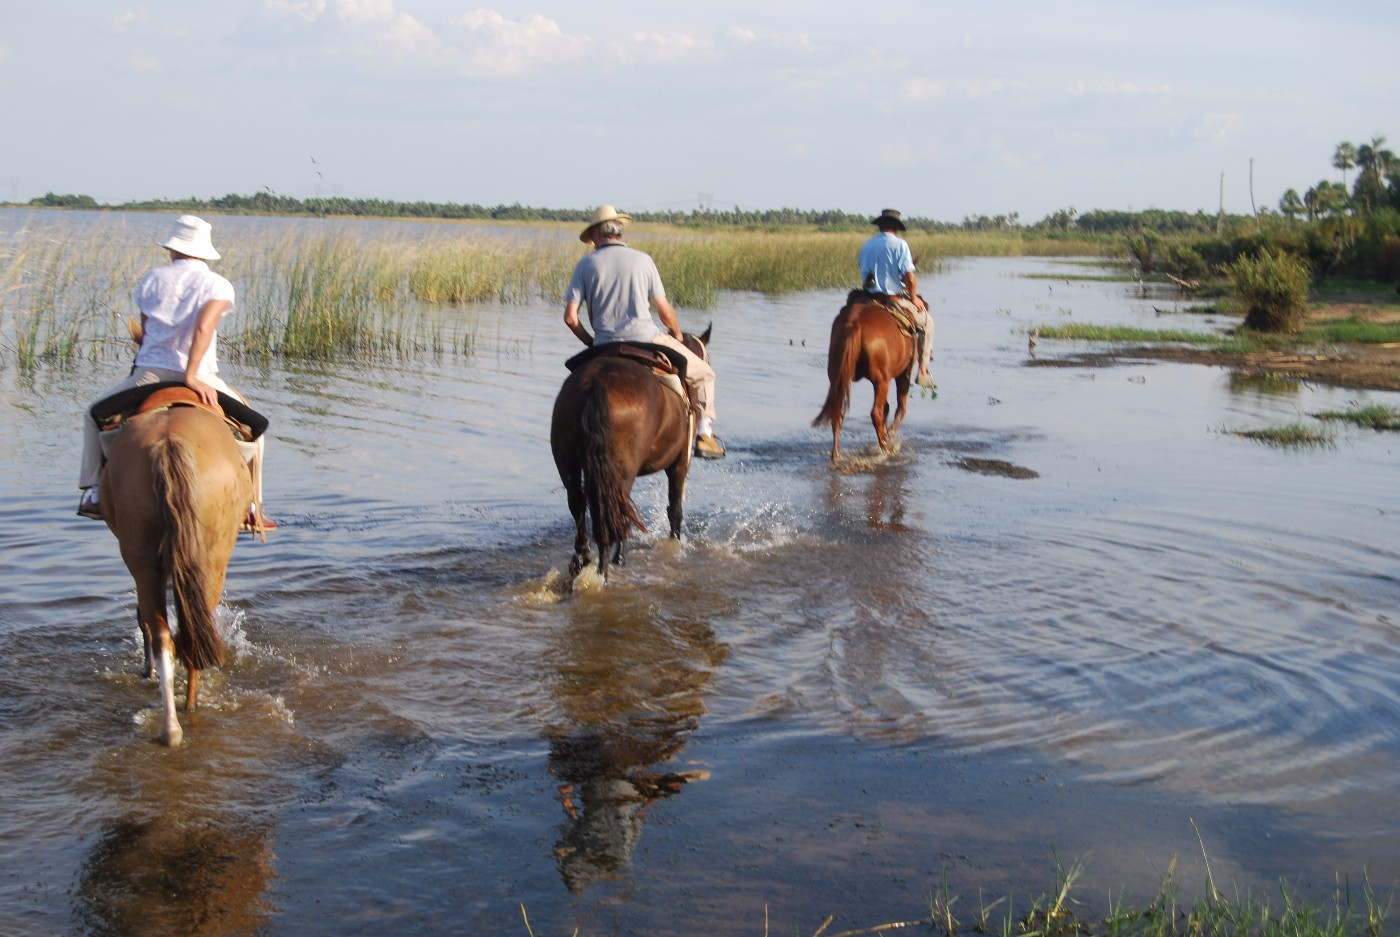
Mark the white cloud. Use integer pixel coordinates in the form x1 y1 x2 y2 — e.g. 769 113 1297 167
1067 79 1173 96
261 0 327 23
1195 112 1243 144
447 10 589 75
902 79 947 102
126 52 160 73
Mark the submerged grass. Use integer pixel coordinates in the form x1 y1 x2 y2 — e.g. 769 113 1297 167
1032 324 1226 345
1221 421 1336 448
1032 318 1400 352
1313 403 1400 431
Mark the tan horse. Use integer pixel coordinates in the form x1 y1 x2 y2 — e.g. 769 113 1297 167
812 291 918 461
100 398 251 746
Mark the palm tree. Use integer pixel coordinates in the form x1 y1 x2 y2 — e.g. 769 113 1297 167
1278 188 1305 221
1332 141 1357 189
1354 135 1394 211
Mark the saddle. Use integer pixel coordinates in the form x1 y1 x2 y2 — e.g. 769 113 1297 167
90 381 268 442
565 342 697 412
851 289 923 337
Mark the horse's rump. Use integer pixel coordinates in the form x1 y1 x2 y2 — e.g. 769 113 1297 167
151 431 227 671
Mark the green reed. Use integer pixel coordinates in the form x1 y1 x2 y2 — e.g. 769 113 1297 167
0 223 147 374
0 220 1107 369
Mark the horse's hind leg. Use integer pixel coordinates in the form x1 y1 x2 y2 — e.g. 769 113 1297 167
566 480 591 576
871 378 893 451
665 464 687 539
139 621 157 680
132 570 182 745
889 372 912 436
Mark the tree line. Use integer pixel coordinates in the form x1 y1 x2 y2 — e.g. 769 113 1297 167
18 190 1249 236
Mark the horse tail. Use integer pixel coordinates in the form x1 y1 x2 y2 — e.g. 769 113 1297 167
579 384 647 551
152 436 226 672
813 310 861 428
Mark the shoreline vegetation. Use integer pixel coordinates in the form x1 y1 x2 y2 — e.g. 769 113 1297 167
2 193 1398 391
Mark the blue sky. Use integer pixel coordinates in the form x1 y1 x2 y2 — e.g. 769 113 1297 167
2 1 1396 222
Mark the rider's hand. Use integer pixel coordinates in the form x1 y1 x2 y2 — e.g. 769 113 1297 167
187 376 219 408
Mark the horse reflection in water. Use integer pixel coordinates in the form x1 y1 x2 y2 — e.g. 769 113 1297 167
75 811 276 935
545 598 727 893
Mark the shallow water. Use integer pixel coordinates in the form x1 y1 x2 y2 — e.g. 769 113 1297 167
2 213 1399 935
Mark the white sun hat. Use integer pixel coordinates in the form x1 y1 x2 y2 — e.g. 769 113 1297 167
159 215 221 261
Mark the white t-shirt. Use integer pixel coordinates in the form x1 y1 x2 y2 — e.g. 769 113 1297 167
132 258 235 375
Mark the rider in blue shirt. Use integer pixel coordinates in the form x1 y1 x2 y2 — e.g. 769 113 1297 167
858 209 935 388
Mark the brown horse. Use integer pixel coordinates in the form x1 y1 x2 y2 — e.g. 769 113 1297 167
550 328 711 580
812 291 919 461
100 396 251 746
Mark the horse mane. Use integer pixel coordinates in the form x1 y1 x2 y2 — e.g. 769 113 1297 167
152 436 226 672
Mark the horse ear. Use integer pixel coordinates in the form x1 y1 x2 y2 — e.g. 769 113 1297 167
699 322 712 346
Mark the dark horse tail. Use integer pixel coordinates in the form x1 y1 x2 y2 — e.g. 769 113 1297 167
813 307 861 428
579 384 648 554
152 436 225 672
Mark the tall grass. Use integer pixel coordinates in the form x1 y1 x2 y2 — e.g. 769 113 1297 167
0 221 1111 368
0 224 145 373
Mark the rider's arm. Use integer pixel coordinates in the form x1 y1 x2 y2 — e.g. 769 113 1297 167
654 295 684 341
184 299 230 406
563 300 594 346
901 270 929 312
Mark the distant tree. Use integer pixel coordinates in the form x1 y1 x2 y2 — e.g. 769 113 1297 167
30 191 98 208
1305 181 1348 219
1353 135 1396 212
1332 141 1357 190
1278 188 1305 221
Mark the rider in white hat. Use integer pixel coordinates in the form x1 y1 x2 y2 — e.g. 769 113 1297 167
76 215 275 529
563 205 726 459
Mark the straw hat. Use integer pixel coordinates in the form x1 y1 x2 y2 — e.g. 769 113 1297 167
870 208 906 232
580 204 632 242
159 215 221 261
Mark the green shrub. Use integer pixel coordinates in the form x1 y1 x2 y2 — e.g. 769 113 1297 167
1229 249 1312 333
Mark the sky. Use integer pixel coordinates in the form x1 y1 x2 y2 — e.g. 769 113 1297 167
2 1 1396 223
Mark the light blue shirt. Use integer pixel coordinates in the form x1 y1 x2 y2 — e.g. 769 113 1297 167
858 231 915 296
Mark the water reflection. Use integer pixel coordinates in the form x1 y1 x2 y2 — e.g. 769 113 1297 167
824 460 914 532
75 811 275 936
544 597 726 894
1227 370 1303 397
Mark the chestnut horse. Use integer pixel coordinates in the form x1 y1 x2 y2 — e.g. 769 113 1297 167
100 394 251 746
812 291 919 461
550 328 711 580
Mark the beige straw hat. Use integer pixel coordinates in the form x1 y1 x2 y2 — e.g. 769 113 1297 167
159 215 221 260
579 204 632 242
